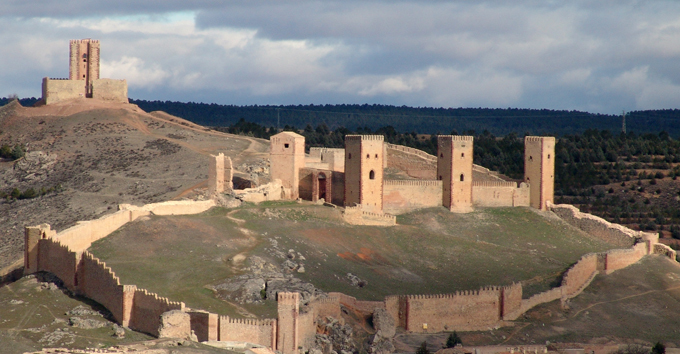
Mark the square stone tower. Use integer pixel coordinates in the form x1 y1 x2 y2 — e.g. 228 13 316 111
437 135 474 212
277 292 299 354
344 135 384 212
524 136 555 210
208 153 233 194
270 132 305 200
69 39 100 97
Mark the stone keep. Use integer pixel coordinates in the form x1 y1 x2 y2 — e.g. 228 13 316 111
270 132 305 200
344 135 384 212
524 136 555 210
69 39 100 97
437 135 473 212
277 292 300 354
208 153 233 194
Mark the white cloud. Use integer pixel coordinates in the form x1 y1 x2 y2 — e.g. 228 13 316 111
101 57 169 89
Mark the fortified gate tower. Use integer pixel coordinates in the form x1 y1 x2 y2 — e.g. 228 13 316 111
524 136 555 210
437 135 474 213
270 131 305 200
344 135 384 212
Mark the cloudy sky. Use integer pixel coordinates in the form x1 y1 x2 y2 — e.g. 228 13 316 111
2 0 680 114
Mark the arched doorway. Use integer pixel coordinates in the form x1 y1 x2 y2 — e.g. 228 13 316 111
318 172 327 201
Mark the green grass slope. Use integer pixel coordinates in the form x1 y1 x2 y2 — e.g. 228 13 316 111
88 203 616 319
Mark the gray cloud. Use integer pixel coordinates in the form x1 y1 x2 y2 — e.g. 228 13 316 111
2 0 680 115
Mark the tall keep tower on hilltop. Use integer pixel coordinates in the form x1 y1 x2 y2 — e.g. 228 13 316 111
524 136 555 210
69 39 100 97
437 135 474 212
344 135 384 212
270 131 305 200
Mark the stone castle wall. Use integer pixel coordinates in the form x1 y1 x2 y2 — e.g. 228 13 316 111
404 289 502 332
42 78 85 105
188 311 219 342
524 137 555 210
385 143 437 179
129 288 184 337
38 238 78 289
219 316 277 347
77 251 128 324
383 180 442 214
92 79 128 103
472 181 530 207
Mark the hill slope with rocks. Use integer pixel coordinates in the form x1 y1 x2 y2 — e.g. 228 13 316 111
0 99 269 275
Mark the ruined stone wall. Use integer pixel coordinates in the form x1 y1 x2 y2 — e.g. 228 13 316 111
42 78 85 105
310 296 342 319
344 135 384 212
219 316 277 347
129 289 184 337
24 224 56 274
92 79 128 103
329 292 385 314
654 243 677 261
404 288 501 332
233 180 284 203
299 168 314 201
298 310 316 350
38 238 78 289
561 253 598 296
437 136 473 213
77 252 127 323
604 244 647 274
549 203 642 247
517 288 562 317
524 137 555 210
384 296 404 328
383 180 442 214
188 311 219 342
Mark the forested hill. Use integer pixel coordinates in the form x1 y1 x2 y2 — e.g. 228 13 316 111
4 97 680 137
128 100 680 137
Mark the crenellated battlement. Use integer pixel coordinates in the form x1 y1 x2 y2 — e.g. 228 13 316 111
277 292 300 303
472 181 518 188
221 315 276 326
81 251 122 286
525 136 555 142
345 135 384 141
385 179 442 187
438 135 474 141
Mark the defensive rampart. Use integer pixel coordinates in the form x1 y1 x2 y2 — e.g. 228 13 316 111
42 78 84 104
91 78 128 103
219 316 277 348
383 180 442 214
385 143 437 179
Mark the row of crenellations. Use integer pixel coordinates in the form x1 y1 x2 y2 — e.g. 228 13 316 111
384 179 442 186
472 181 519 188
345 135 384 141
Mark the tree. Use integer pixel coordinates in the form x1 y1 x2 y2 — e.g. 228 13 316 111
652 342 665 354
416 341 429 354
445 331 462 348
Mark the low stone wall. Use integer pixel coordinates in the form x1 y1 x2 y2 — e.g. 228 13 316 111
234 180 284 203
343 206 396 226
548 202 645 247
329 292 385 314
383 180 442 214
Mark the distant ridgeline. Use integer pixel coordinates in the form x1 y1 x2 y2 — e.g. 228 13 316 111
125 99 680 137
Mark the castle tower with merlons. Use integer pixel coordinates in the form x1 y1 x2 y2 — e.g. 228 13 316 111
524 136 555 210
437 135 474 213
344 135 384 212
69 39 100 97
277 292 299 354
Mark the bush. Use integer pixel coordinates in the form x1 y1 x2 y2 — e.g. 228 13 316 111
445 332 462 348
416 341 429 354
652 342 665 354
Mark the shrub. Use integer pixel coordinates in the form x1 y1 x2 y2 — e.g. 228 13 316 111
445 332 462 348
416 341 429 354
652 342 665 354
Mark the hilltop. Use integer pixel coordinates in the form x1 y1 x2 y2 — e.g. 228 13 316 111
0 99 269 274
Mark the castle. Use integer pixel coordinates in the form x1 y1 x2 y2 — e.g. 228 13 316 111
40 39 128 105
209 132 556 225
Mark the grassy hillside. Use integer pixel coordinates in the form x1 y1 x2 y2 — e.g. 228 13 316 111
88 203 616 319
